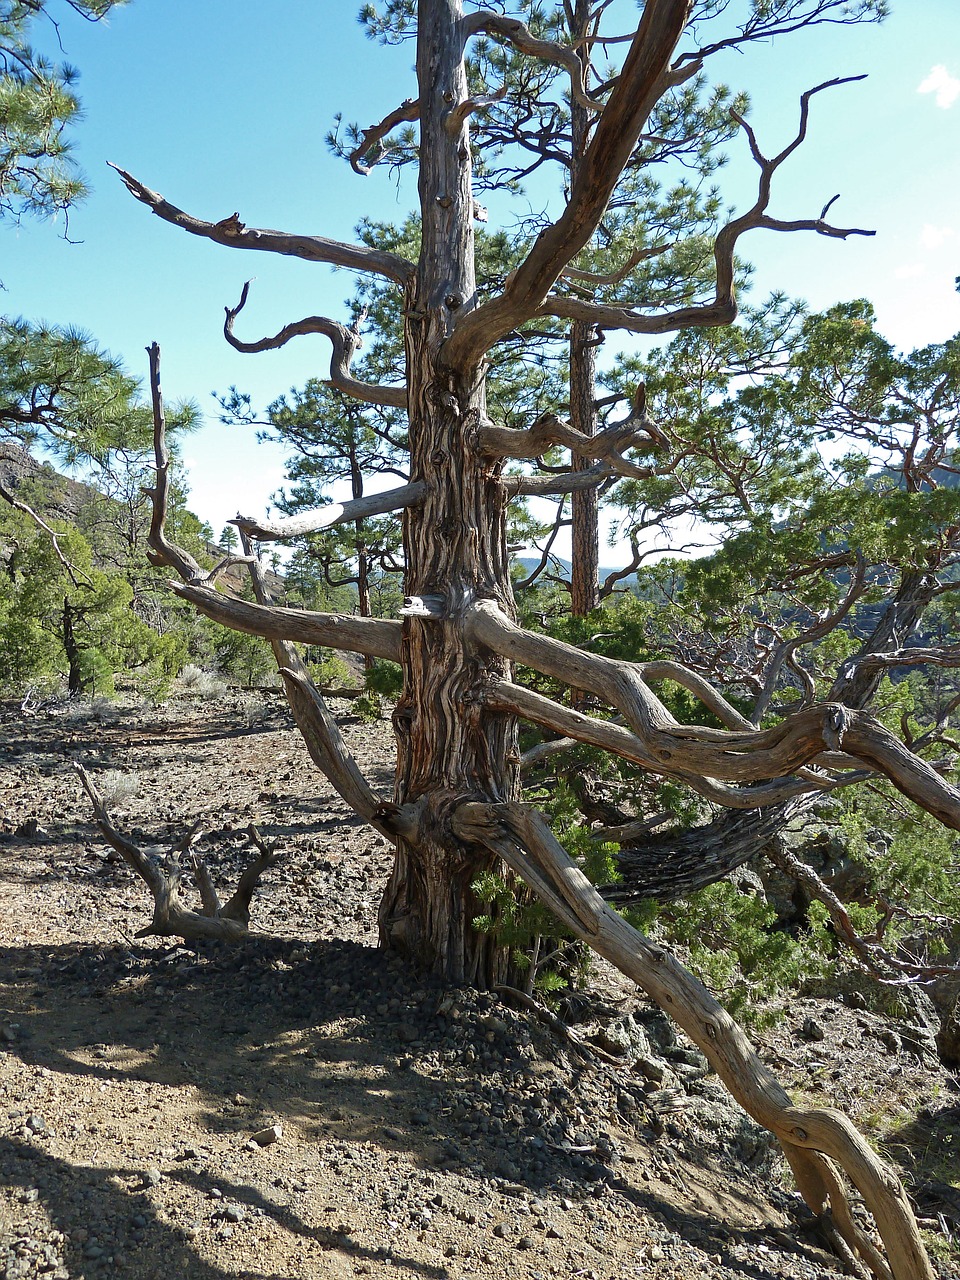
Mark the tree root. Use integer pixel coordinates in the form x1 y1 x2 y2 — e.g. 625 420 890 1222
75 763 282 942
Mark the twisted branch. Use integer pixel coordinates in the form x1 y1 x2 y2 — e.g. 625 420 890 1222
223 281 407 410
109 165 415 285
451 799 932 1280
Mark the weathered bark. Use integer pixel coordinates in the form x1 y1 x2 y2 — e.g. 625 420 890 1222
63 597 83 694
609 799 808 903
452 799 934 1280
568 1 601 623
377 0 521 985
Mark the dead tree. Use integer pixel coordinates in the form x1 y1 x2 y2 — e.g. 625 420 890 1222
111 4 948 1276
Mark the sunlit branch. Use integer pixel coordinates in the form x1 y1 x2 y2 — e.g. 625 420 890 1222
108 164 415 285
144 343 252 587
168 582 402 661
504 463 614 496
483 676 845 808
223 281 407 410
560 242 674 288
464 600 960 828
477 391 667 479
350 96 420 173
462 11 600 116
232 481 427 542
444 82 508 136
536 78 874 338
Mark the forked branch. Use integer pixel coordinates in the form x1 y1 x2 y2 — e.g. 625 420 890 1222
465 601 960 827
477 393 667 479
462 11 600 116
451 798 933 1280
75 764 280 942
537 77 874 337
145 342 253 587
350 96 420 173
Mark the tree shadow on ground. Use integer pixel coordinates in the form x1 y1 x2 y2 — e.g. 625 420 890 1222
0 935 840 1280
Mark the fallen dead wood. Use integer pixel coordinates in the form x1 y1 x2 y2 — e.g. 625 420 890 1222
75 763 282 942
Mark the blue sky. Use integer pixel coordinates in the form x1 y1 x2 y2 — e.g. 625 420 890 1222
4 1 960 539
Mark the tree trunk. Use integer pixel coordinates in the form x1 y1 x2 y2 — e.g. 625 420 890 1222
569 320 601 618
63 597 83 694
568 1 601 625
377 0 520 985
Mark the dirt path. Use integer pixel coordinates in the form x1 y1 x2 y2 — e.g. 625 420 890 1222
1 693 956 1279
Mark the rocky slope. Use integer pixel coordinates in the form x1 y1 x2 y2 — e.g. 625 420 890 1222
0 690 957 1280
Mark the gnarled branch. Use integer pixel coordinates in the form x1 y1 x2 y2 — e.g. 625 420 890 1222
224 281 407 410
168 581 402 661
535 78 874 338
75 764 278 942
465 601 960 827
350 96 420 173
232 481 427 542
462 11 600 116
451 798 933 1280
145 342 242 587
109 164 415 285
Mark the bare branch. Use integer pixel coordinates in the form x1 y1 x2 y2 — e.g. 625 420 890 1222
483 675 837 809
465 601 960 827
223 281 407 410
534 79 874 339
447 0 692 366
108 164 415 285
220 825 285 926
478 398 667 474
232 481 427 542
75 763 258 942
350 96 420 173
504 463 614 497
144 342 207 584
450 798 934 1280
444 82 507 136
168 581 402 661
560 242 674 287
462 11 600 116
0 479 92 589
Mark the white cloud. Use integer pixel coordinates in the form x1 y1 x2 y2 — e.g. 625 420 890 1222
893 263 925 280
919 223 956 250
917 65 960 108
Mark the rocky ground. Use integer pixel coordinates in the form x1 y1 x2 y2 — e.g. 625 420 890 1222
0 688 958 1280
